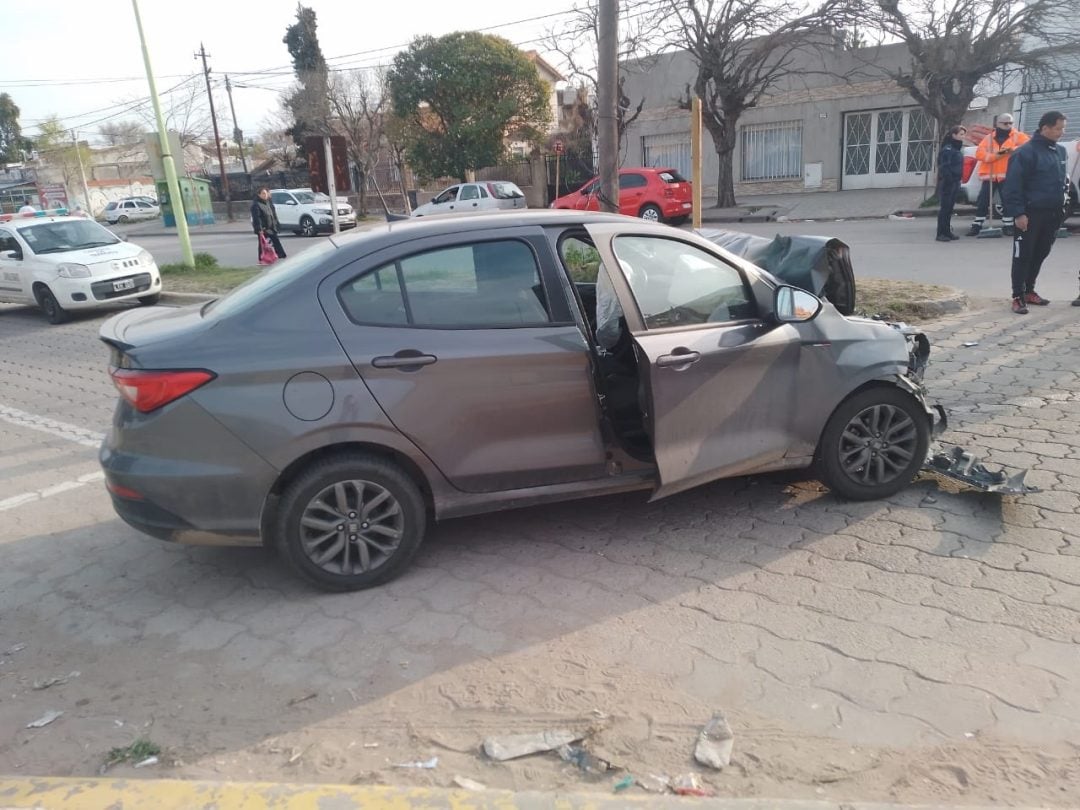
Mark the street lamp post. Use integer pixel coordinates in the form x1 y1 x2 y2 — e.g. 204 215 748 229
131 0 195 268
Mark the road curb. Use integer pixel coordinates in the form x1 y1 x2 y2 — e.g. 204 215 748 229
158 291 215 305
0 777 1051 810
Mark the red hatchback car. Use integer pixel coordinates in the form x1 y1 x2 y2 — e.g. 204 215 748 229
551 167 693 224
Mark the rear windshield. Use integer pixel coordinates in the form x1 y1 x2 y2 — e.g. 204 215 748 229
488 182 524 199
203 238 338 319
659 170 688 183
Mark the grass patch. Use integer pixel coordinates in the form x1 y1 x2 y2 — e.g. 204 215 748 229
855 277 963 321
160 260 261 294
919 194 939 208
106 738 161 767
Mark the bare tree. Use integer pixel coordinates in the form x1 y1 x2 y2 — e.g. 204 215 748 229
98 120 145 146
128 79 211 148
544 1 665 156
660 0 851 207
867 0 1080 131
327 68 390 215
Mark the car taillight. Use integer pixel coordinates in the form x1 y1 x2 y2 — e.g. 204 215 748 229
109 368 216 413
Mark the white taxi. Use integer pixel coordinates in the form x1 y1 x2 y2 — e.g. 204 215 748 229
0 210 162 324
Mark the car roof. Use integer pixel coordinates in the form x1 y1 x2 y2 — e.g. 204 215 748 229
329 209 656 253
270 188 313 193
0 214 95 226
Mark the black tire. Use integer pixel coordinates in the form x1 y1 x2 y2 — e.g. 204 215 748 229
299 216 317 237
36 287 68 325
275 455 426 591
138 293 161 306
817 386 930 501
118 214 130 224
638 203 663 223
670 215 690 227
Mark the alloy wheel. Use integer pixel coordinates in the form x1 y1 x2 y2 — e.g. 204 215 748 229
298 479 404 575
837 403 919 487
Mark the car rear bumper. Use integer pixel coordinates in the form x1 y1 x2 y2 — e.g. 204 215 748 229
99 399 279 546
662 200 693 218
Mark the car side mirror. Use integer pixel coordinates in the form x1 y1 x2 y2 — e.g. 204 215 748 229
287 200 298 205
1 249 20 260
775 285 822 323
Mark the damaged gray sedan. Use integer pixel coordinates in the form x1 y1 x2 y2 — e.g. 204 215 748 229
100 211 1020 591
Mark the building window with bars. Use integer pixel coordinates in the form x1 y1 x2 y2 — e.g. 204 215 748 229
740 121 803 181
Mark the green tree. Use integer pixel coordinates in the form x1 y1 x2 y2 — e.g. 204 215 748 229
33 116 92 194
283 4 330 146
388 32 552 181
0 93 25 164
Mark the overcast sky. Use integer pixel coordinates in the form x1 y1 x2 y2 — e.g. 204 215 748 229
1 0 585 144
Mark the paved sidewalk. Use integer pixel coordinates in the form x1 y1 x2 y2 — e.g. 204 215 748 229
699 188 971 224
0 777 1051 810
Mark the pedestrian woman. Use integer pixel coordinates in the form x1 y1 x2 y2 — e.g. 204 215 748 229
935 125 966 242
250 187 286 262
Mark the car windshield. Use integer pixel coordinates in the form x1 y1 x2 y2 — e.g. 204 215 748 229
488 182 524 199
203 238 338 319
16 220 121 255
293 191 327 204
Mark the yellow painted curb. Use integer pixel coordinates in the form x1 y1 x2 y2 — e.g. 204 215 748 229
0 777 637 810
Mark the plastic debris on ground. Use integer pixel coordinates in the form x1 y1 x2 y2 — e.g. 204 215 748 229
482 729 581 761
452 776 487 791
613 774 635 792
27 710 63 729
693 711 734 769
673 773 715 797
394 756 438 769
636 774 671 793
962 341 979 347
3 643 26 656
924 444 1040 494
133 756 159 768
557 744 614 776
33 671 80 690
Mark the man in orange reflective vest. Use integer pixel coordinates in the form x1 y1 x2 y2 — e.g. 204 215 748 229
967 113 1030 236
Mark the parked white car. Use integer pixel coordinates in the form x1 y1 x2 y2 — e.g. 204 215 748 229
104 198 161 224
269 188 356 236
0 213 162 324
411 181 527 217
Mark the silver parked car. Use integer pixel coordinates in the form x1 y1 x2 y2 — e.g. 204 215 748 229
411 181 527 217
99 210 946 591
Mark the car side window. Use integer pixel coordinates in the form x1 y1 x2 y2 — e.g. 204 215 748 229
432 187 458 205
477 185 489 198
612 236 756 328
460 185 480 201
0 229 22 259
621 173 647 189
270 193 291 205
338 240 552 328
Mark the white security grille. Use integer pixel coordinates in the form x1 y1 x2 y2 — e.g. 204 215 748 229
741 121 802 181
642 133 691 179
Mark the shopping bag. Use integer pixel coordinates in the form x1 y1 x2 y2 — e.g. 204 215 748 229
258 233 278 266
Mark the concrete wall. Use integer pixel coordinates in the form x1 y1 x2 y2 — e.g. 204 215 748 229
621 42 943 198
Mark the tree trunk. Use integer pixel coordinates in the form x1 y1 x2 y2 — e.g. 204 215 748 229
713 130 738 208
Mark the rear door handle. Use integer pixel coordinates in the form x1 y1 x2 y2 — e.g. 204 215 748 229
372 351 438 371
656 350 701 368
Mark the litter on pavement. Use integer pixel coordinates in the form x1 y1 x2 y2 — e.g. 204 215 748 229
452 776 487 790
26 710 63 729
482 729 582 761
557 744 614 775
693 711 735 769
394 756 438 769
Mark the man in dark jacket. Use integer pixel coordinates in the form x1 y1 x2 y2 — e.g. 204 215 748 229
936 125 966 242
1002 111 1068 314
250 187 286 261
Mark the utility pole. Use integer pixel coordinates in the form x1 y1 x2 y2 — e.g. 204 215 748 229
131 0 193 268
596 0 619 214
224 75 248 174
71 130 92 215
196 43 232 221
691 98 702 230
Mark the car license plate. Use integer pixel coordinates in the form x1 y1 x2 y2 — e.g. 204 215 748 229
113 278 135 292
